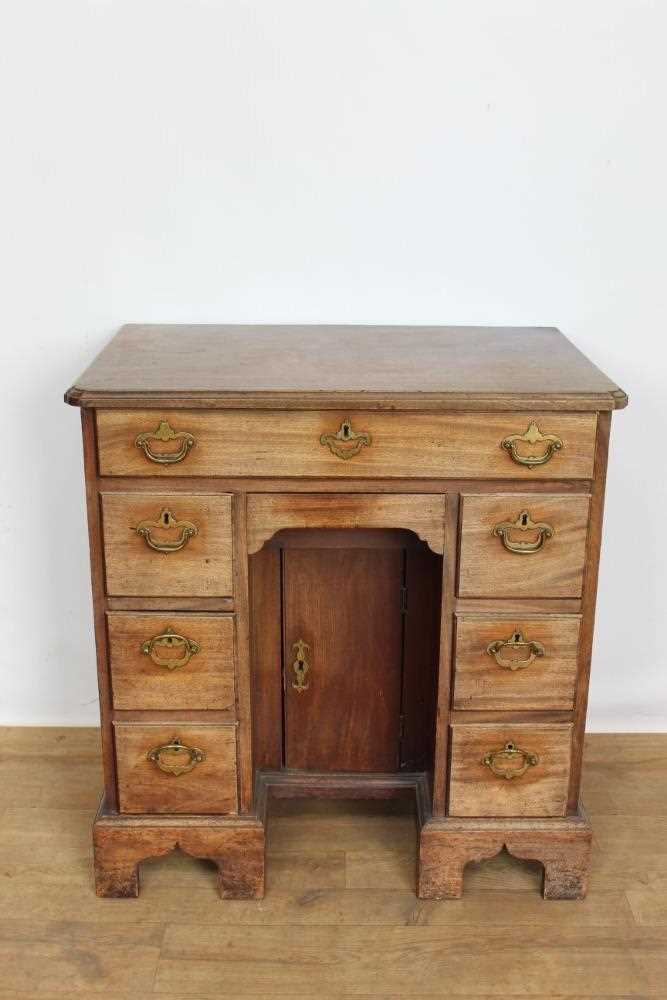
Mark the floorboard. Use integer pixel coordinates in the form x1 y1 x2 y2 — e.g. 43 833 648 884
0 728 664 997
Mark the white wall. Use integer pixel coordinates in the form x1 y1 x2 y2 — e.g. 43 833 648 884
1 0 665 728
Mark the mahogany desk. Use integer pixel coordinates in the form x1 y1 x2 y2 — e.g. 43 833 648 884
65 325 626 899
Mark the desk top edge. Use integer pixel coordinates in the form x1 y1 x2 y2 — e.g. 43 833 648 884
65 324 628 411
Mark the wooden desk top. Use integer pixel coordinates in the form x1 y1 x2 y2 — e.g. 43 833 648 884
65 324 627 411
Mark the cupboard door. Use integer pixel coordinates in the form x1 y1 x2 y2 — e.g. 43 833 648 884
283 547 404 772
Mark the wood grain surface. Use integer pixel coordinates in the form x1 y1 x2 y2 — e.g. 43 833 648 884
568 410 612 810
419 812 592 900
114 723 238 814
449 722 573 817
101 492 233 597
249 546 284 770
400 544 442 773
282 547 404 772
107 612 235 711
93 809 264 900
247 493 447 555
80 409 119 809
65 324 627 411
458 493 591 597
231 492 255 814
430 494 460 816
0 728 660 998
452 614 581 711
96 409 597 478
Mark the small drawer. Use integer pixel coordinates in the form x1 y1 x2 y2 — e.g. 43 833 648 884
458 494 590 598
114 723 237 814
449 722 572 817
107 613 235 711
452 614 581 711
101 493 233 597
96 410 597 479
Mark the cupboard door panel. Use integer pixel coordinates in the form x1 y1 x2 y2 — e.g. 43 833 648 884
283 547 404 772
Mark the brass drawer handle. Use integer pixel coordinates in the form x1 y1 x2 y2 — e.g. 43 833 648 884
141 627 200 670
146 737 206 776
493 510 554 554
482 741 539 780
501 421 563 467
292 638 310 692
320 418 371 459
487 630 545 671
135 508 198 553
135 420 195 465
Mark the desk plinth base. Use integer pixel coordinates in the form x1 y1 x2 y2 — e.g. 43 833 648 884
418 810 592 900
93 793 591 901
92 799 266 899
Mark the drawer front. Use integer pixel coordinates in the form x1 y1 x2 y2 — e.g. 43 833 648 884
449 723 572 817
115 723 237 814
458 494 591 598
108 613 235 711
96 410 597 479
101 493 233 597
452 614 581 711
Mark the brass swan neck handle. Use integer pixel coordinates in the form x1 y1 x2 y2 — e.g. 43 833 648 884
501 422 563 467
135 420 195 465
146 737 206 776
135 509 198 554
482 742 539 780
141 627 200 669
487 630 546 670
493 510 554 554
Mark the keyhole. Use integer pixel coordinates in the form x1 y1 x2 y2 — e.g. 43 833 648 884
163 512 170 526
342 423 350 438
513 633 520 642
521 513 528 527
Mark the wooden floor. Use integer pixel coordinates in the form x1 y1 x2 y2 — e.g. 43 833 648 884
0 730 665 998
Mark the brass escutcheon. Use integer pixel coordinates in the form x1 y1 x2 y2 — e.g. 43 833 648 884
141 627 200 670
320 418 371 460
134 508 198 554
493 510 554 554
487 629 546 670
135 420 195 464
146 737 206 776
292 639 310 692
482 741 539 780
501 421 563 467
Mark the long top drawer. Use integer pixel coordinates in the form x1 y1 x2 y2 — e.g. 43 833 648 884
96 410 597 479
